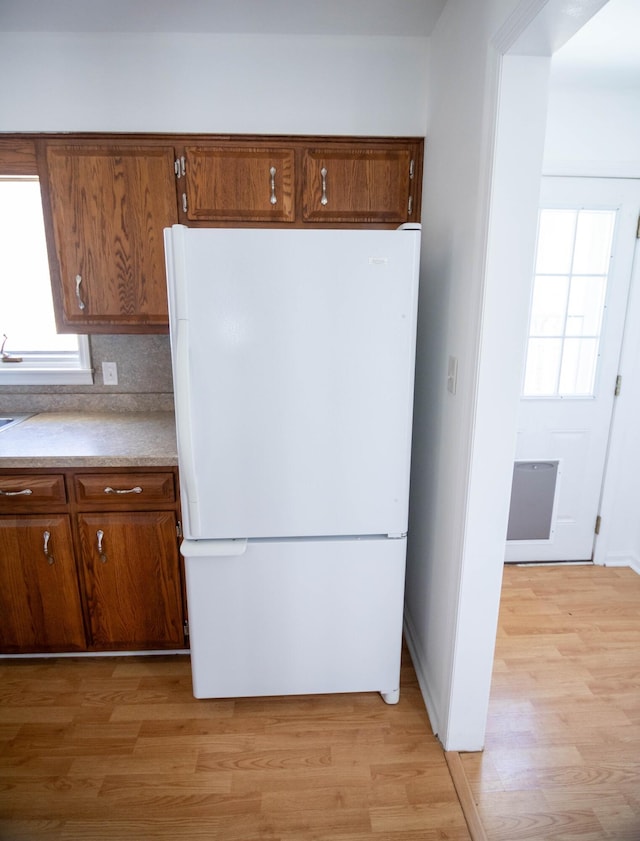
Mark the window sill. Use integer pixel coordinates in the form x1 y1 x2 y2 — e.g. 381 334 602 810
0 367 94 385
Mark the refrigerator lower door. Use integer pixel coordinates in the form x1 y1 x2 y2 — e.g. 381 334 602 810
182 536 406 703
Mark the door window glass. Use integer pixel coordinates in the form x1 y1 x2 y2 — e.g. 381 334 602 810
523 208 616 397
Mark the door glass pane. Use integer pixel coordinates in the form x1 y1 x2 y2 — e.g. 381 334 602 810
566 275 606 336
523 207 616 397
523 338 562 395
535 210 576 274
559 338 599 395
529 275 569 335
573 210 615 274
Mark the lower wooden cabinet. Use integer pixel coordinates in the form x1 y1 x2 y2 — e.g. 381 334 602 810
0 467 186 655
0 514 86 652
77 511 184 649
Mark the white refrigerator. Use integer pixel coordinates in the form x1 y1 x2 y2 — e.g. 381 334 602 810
164 224 421 703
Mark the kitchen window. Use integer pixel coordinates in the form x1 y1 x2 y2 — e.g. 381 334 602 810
0 176 92 384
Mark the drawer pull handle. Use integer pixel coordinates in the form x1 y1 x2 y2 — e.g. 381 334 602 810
0 487 33 496
269 166 277 205
320 166 328 206
43 530 55 565
96 529 107 563
103 486 143 495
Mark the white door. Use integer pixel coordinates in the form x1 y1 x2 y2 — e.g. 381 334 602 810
506 178 640 563
166 227 420 540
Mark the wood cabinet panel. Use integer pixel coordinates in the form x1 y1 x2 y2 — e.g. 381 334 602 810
77 511 184 649
0 474 66 511
0 515 86 652
74 472 175 507
183 146 295 223
0 137 37 175
42 144 179 332
302 146 414 224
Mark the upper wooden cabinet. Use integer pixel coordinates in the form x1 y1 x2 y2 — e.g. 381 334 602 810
178 137 422 228
302 145 416 225
182 145 295 223
24 133 422 334
40 143 179 333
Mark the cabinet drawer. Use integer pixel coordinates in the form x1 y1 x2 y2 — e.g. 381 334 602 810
0 475 67 509
74 473 176 506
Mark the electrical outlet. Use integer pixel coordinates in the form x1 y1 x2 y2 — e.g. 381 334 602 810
102 361 118 385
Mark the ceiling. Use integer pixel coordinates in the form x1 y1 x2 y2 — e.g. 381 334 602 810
0 0 447 36
551 0 640 87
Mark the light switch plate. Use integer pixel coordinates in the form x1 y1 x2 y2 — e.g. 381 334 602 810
447 355 458 395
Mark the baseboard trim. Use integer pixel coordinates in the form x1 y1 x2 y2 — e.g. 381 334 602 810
0 649 190 660
602 554 640 576
445 751 489 841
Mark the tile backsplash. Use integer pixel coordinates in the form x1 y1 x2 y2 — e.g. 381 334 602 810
0 335 175 414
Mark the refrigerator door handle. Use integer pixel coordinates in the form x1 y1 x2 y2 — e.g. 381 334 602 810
182 538 248 557
175 318 201 535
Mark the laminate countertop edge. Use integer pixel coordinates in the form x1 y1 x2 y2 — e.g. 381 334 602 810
0 412 178 468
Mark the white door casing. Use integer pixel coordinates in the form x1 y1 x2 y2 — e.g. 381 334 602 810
506 177 640 563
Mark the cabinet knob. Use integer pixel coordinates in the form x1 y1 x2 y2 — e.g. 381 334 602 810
103 486 143 495
0 487 33 497
320 167 328 206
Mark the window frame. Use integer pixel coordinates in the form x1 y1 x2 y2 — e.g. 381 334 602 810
0 140 93 386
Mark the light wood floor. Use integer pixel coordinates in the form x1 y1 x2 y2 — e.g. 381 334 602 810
461 563 640 841
0 644 471 840
4 564 638 841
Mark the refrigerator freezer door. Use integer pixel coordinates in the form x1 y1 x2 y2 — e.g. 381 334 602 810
182 536 406 700
166 226 420 540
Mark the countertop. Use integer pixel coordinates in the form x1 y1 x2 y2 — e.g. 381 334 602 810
0 412 178 468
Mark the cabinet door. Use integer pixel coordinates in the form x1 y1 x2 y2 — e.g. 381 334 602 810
77 511 184 649
42 144 179 332
183 146 295 223
302 146 415 225
0 515 86 652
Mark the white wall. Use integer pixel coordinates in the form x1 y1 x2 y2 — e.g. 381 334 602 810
0 32 428 135
404 0 607 751
405 0 538 750
544 86 640 177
